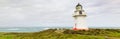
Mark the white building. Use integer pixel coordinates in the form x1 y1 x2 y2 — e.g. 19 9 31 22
73 3 88 30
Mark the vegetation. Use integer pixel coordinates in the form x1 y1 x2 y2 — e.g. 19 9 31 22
0 29 120 39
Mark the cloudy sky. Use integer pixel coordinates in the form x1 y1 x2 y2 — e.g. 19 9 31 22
0 0 120 27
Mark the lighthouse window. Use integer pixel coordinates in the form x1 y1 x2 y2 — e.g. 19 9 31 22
79 11 82 14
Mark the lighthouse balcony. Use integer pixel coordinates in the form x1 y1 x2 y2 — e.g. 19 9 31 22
73 14 87 17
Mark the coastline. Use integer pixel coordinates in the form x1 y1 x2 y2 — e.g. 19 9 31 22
0 29 120 39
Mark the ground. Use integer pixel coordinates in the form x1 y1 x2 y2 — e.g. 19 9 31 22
0 29 120 39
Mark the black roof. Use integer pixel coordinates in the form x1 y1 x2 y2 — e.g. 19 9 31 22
76 3 82 7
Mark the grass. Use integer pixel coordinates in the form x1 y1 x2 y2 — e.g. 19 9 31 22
0 29 120 39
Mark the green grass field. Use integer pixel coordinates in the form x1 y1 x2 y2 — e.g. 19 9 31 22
0 29 120 39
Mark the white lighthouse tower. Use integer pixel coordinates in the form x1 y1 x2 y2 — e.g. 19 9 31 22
73 3 88 30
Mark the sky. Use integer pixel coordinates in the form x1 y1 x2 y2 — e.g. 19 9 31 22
0 0 120 27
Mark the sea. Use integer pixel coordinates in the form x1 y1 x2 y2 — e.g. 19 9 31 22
0 27 72 32
0 26 120 32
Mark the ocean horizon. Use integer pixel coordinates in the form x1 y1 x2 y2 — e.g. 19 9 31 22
0 26 72 32
0 26 120 32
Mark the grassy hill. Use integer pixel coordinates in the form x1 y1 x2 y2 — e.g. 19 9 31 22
0 29 120 39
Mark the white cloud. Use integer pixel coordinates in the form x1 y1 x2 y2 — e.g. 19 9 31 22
0 0 120 27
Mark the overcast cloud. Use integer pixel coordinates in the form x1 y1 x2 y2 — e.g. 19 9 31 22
0 0 120 27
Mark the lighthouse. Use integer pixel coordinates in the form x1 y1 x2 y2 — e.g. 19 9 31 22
73 3 88 30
